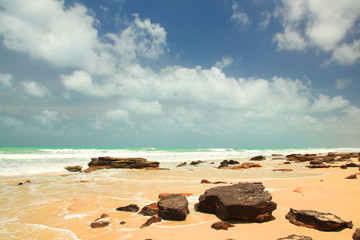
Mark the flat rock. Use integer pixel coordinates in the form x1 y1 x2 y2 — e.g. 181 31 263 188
273 168 293 172
345 174 357 179
158 194 189 221
90 220 110 228
140 216 161 228
64 165 82 172
87 157 159 169
84 166 111 173
211 221 234 230
195 182 277 222
158 193 193 200
250 155 265 161
116 204 139 212
277 234 313 240
285 208 353 231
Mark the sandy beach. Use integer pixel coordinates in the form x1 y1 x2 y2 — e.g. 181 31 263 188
0 151 359 240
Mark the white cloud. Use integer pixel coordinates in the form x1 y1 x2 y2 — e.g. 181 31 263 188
22 81 50 98
0 115 24 127
215 56 234 69
0 73 13 89
120 99 162 115
311 94 349 112
231 2 251 29
33 110 64 127
92 108 129 130
274 0 360 65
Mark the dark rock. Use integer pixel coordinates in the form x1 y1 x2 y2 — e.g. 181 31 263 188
340 165 348 169
64 165 82 172
211 221 234 230
140 216 161 228
195 182 277 222
213 181 227 184
158 194 189 221
87 157 160 169
116 204 139 212
343 163 359 168
218 160 240 168
285 208 353 231
250 155 265 161
353 228 360 240
139 203 159 216
190 160 205 165
119 221 126 225
306 162 330 168
273 169 293 172
201 179 212 184
95 213 109 221
176 162 187 167
90 220 110 228
277 234 313 240
345 174 357 179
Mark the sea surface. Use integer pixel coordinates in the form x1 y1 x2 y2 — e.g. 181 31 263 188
1 147 359 177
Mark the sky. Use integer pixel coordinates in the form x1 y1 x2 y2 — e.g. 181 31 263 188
0 0 360 148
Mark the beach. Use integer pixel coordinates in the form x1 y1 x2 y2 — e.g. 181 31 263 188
0 148 359 240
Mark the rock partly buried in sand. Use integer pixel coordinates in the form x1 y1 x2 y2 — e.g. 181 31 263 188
158 193 193 200
87 156 160 169
64 165 82 172
90 220 110 228
18 179 31 185
195 182 277 222
273 168 293 172
176 162 187 167
345 174 357 179
158 194 189 221
139 203 159 216
140 216 162 228
353 228 360 240
250 155 265 161
201 179 212 184
277 234 313 240
116 204 139 212
306 161 330 168
285 208 353 231
190 160 205 165
228 162 262 170
211 221 234 230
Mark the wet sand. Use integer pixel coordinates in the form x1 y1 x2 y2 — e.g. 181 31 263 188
0 158 359 240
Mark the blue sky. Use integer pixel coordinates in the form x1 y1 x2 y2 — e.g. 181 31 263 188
0 0 359 148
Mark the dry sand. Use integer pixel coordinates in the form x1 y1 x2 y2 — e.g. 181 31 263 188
1 160 359 240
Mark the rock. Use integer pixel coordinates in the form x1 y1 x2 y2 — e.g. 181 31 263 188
306 162 330 168
353 228 360 240
218 160 240 168
140 216 161 228
213 181 227 184
158 193 193 200
84 166 111 173
176 162 187 167
272 154 283 157
273 169 293 172
116 204 139 212
293 187 303 193
250 155 265 161
158 194 189 221
87 157 160 169
90 220 110 228
95 213 109 221
343 163 359 168
201 179 212 184
277 234 313 240
139 203 159 216
345 174 357 179
119 221 126 225
211 221 234 230
195 182 277 222
18 180 31 185
64 165 82 172
285 208 353 231
229 162 262 170
190 160 205 165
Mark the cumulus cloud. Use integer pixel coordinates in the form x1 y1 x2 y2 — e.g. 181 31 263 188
22 81 50 98
274 0 360 65
33 110 66 127
311 94 349 113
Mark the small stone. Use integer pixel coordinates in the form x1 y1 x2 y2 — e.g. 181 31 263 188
90 220 110 228
119 221 126 225
277 234 313 240
211 221 234 230
346 174 357 179
201 179 212 184
116 204 139 212
18 180 31 185
293 187 303 193
213 181 227 184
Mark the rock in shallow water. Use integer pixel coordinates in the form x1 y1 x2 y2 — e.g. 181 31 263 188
285 208 353 231
195 182 277 222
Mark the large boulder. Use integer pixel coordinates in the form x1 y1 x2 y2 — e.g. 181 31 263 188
353 228 360 240
285 208 353 231
195 182 277 222
158 194 189 221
